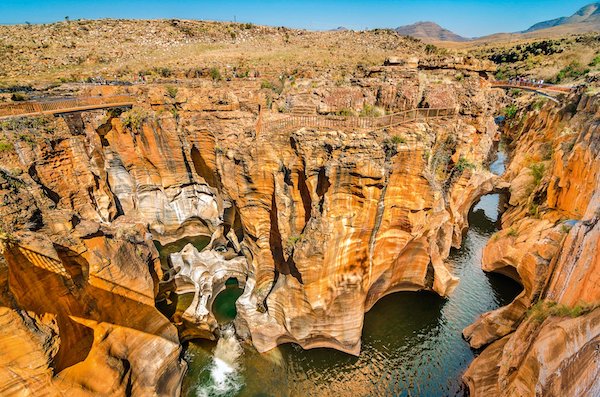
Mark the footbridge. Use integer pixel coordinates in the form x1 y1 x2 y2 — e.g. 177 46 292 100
490 81 574 102
257 107 456 135
0 95 136 120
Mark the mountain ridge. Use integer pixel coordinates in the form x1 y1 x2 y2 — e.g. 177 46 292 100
523 2 600 32
395 21 469 42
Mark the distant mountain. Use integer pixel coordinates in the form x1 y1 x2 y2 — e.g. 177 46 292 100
524 2 600 32
330 26 349 32
395 21 469 42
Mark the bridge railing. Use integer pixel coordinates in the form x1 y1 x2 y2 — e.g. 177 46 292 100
0 95 136 119
491 80 573 93
258 107 455 134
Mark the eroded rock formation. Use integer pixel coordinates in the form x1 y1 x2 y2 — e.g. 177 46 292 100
7 63 582 395
463 93 600 396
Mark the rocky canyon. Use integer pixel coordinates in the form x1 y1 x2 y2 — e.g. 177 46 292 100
0 18 598 397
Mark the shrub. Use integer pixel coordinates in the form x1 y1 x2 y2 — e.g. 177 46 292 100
532 98 547 111
390 135 406 144
504 104 518 119
382 138 399 158
529 162 545 186
455 156 476 172
528 203 540 218
553 61 589 83
11 93 27 101
455 73 464 81
335 108 354 117
209 67 222 81
260 80 274 90
506 227 518 237
541 142 553 161
425 44 438 55
287 235 302 247
527 300 597 323
589 54 600 67
165 86 178 99
153 67 172 78
122 108 148 131
0 140 13 151
359 103 383 117
494 68 507 80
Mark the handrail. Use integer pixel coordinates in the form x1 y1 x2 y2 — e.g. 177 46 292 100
0 95 136 120
491 81 573 93
258 107 456 134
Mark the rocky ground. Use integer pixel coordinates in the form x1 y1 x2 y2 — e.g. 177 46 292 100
0 19 598 397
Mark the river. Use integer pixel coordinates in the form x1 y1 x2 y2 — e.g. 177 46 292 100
177 145 522 397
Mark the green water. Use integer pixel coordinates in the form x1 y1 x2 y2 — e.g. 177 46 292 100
178 149 522 397
154 235 211 270
180 192 522 397
213 282 244 323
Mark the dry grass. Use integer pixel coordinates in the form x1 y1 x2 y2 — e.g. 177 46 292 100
0 19 426 86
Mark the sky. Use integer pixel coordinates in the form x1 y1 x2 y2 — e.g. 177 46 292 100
0 0 595 37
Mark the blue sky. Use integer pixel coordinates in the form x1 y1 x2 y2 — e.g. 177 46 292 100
0 0 594 37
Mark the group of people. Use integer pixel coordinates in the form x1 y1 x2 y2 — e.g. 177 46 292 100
507 76 545 87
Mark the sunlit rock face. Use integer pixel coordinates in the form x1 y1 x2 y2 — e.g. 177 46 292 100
0 70 503 394
0 227 185 396
463 93 600 396
167 240 248 340
217 116 499 354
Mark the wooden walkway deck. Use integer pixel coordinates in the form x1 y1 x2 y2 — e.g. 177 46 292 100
257 107 456 134
0 95 136 120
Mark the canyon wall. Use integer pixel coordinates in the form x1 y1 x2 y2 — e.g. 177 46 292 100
0 68 503 394
463 93 600 396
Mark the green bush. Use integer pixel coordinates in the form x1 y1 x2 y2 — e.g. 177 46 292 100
455 156 476 172
390 135 406 144
122 108 148 131
488 40 564 64
528 203 540 218
494 67 508 81
11 93 27 102
209 67 222 81
553 61 589 83
0 140 13 151
504 104 518 119
152 67 173 78
165 86 178 99
589 54 600 67
506 227 518 237
287 234 302 247
529 162 545 186
532 98 547 111
527 300 597 323
425 44 438 55
359 103 382 117
335 108 354 117
260 80 274 90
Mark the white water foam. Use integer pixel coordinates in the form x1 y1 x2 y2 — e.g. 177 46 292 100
196 325 244 397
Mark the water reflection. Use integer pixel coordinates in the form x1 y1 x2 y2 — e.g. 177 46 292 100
182 146 523 397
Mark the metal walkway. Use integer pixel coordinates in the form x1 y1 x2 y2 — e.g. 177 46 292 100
0 95 136 120
257 107 456 134
491 81 573 94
